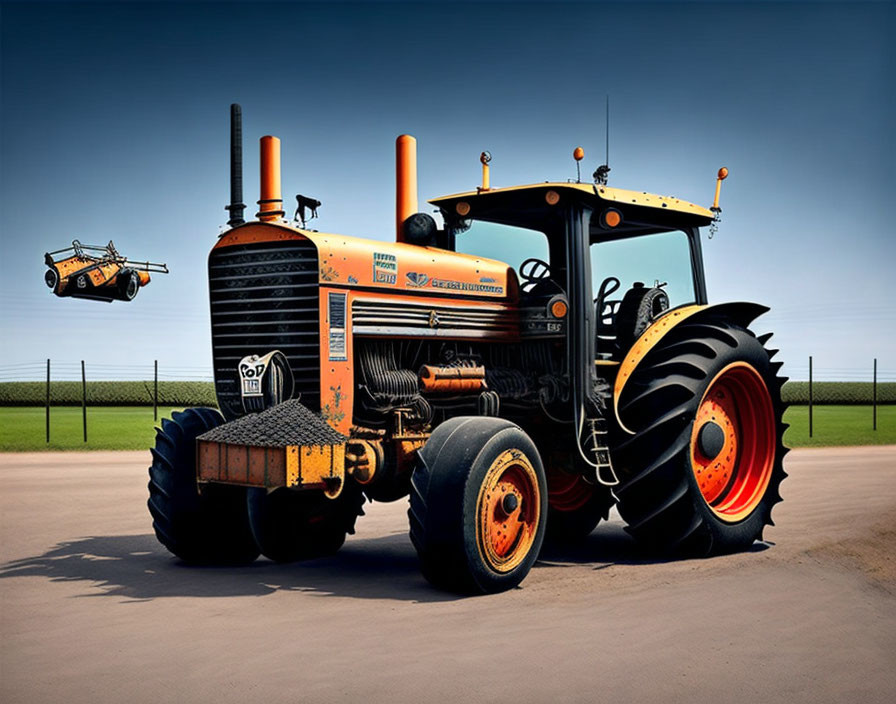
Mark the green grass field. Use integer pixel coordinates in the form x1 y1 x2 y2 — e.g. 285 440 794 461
781 405 894 448
1 404 893 452
0 406 182 452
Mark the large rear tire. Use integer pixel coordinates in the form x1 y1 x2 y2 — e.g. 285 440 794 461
247 486 365 563
613 319 787 555
409 417 548 594
147 408 259 564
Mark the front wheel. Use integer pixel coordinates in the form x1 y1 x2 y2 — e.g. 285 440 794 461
613 319 787 556
147 408 259 564
409 417 547 594
247 486 365 563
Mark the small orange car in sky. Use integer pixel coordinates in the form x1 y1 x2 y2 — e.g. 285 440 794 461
44 240 168 302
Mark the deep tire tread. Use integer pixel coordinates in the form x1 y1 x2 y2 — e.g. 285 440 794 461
147 407 260 565
613 317 788 556
625 481 690 533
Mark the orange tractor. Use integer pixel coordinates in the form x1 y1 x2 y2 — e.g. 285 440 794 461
148 104 787 594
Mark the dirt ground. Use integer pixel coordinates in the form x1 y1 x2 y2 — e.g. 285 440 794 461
1 447 894 704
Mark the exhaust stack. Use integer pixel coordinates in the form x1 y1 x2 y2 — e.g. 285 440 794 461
257 136 285 221
226 103 245 227
396 134 417 242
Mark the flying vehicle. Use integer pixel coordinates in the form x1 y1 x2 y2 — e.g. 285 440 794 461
44 240 168 302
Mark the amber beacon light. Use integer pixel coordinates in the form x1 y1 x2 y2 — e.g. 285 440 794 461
599 208 622 229
573 146 584 182
712 166 729 212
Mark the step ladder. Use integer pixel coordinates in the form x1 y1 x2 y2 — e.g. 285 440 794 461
588 417 618 486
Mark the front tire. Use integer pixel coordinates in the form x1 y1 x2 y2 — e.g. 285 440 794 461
409 417 548 594
147 408 259 564
247 486 365 563
613 319 787 555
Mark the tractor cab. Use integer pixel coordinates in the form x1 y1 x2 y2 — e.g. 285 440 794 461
431 177 721 481
430 180 716 361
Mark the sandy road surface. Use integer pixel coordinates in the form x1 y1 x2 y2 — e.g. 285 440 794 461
1 447 894 704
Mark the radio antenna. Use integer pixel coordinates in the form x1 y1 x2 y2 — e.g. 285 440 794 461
593 95 611 185
605 95 609 168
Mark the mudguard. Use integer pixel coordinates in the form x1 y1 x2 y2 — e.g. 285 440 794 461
613 301 770 434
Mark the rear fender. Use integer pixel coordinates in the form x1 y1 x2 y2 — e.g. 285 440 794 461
613 302 769 434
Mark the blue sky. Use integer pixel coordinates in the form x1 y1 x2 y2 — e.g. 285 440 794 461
1 1 893 382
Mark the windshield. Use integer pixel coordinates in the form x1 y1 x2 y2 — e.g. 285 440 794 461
590 230 696 308
454 220 549 277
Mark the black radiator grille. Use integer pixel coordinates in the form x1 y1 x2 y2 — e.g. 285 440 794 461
208 240 320 419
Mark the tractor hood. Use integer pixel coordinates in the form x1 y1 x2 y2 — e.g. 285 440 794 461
214 221 518 301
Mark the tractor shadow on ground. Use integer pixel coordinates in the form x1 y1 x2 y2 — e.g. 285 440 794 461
536 515 772 570
538 522 650 568
0 519 772 602
0 531 459 604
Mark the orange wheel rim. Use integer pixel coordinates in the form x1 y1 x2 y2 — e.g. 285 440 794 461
690 362 775 523
476 449 541 573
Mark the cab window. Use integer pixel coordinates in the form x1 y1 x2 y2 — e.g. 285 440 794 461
590 230 696 308
454 221 549 278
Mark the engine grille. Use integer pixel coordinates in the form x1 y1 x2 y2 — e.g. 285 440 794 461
208 239 320 420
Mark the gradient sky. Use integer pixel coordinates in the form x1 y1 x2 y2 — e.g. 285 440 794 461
1 1 893 382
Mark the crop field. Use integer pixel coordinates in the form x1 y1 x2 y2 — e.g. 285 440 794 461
1 404 892 452
0 381 216 407
782 381 895 405
3 381 893 407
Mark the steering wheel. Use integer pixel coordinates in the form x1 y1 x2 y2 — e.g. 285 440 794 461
519 258 552 293
594 276 621 329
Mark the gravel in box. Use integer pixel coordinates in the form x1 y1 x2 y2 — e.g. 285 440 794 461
197 400 347 447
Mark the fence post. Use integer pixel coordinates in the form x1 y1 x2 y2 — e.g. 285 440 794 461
154 359 159 421
46 359 50 444
808 355 813 438
81 360 87 443
873 358 877 431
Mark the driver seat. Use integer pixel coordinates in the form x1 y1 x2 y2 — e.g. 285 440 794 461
594 276 622 358
594 280 670 359
595 298 622 358
614 282 670 354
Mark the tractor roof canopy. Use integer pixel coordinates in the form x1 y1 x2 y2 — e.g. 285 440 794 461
430 183 715 241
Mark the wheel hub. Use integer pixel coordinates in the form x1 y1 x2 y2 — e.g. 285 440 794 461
477 450 540 574
501 493 519 515
690 362 776 522
697 421 726 460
